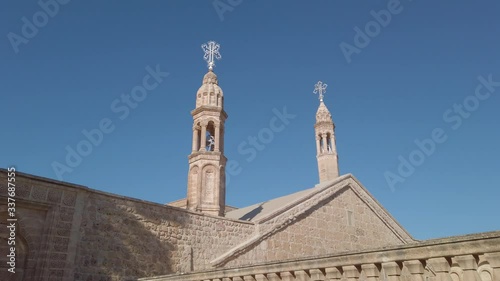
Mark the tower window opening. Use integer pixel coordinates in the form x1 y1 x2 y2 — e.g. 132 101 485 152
319 135 324 153
327 133 333 153
206 122 215 151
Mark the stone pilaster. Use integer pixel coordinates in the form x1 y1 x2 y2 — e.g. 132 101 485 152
325 267 343 281
361 264 380 281
427 257 452 281
343 265 360 281
455 255 481 281
382 262 401 281
403 260 425 281
310 268 325 281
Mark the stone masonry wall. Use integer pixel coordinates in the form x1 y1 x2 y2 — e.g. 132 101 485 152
222 186 404 267
0 170 255 281
74 190 254 280
0 170 82 281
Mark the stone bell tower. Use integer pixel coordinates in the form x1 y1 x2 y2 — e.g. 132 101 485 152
186 41 227 216
313 81 339 182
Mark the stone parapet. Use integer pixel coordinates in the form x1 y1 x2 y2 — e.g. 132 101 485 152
139 231 500 281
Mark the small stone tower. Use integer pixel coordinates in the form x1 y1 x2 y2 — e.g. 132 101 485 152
313 81 339 182
186 41 227 216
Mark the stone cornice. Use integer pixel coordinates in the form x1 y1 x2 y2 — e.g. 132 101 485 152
191 106 228 119
314 121 335 129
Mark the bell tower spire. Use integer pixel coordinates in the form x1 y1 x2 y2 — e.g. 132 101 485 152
186 41 227 216
313 81 339 182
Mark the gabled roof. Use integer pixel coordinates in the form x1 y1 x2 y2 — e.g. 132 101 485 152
225 187 317 221
212 174 415 267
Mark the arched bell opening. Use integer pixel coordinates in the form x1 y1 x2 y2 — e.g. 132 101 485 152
206 121 216 151
326 132 333 153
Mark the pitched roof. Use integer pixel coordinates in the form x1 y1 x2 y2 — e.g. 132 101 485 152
225 186 318 221
212 174 415 267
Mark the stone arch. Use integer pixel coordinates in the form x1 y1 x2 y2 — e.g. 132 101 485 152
206 121 216 151
477 263 493 281
450 266 463 281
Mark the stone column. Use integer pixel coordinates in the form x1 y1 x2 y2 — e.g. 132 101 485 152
361 264 380 281
455 255 481 281
330 132 337 153
320 133 326 154
192 127 199 152
215 125 220 152
404 260 425 281
343 265 360 281
316 136 321 155
427 257 452 281
382 262 401 281
200 124 207 151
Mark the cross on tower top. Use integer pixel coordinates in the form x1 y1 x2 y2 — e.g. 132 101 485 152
202 41 222 71
313 81 328 102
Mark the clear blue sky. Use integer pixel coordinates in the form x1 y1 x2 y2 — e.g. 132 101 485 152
2 0 499 240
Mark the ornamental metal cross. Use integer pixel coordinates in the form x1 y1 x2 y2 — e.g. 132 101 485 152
313 81 328 102
201 41 222 70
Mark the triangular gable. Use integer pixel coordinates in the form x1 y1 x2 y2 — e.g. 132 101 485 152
213 174 414 267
